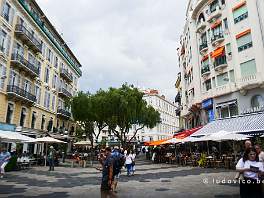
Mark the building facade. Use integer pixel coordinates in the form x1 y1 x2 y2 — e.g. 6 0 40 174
178 0 264 129
0 0 82 151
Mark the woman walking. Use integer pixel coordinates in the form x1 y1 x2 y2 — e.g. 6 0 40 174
125 150 133 176
236 147 264 198
131 150 136 176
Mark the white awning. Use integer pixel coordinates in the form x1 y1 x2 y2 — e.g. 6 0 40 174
192 112 264 137
34 137 67 143
0 130 36 143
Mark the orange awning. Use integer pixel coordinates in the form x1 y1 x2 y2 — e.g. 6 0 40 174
210 46 225 58
211 20 222 29
148 138 172 146
236 29 251 39
201 54 209 62
232 1 246 11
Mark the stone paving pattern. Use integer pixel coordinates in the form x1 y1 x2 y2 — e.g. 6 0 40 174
0 160 239 198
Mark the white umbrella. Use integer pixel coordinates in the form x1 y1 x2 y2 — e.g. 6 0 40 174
0 130 36 142
34 137 67 166
74 140 91 146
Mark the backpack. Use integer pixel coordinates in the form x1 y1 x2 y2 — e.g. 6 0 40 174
112 153 124 175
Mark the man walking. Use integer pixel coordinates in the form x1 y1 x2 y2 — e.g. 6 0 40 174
101 147 114 197
0 147 11 178
48 146 56 171
111 146 124 192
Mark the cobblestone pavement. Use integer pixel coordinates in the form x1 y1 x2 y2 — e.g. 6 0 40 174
0 159 239 198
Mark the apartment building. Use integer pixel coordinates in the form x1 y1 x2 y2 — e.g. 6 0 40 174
0 0 82 151
178 0 264 129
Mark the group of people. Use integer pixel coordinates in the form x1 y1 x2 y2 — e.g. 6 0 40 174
98 146 136 196
236 140 264 198
0 147 11 179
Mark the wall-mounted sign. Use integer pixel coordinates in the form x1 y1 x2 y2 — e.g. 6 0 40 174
202 98 213 109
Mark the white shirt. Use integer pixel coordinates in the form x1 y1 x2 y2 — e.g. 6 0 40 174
259 151 264 162
125 154 133 165
236 158 264 180
131 154 136 161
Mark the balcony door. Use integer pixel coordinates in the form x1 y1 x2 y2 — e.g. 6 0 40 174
9 70 20 86
23 79 32 93
13 41 24 57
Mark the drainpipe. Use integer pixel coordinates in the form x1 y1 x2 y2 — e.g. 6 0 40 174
256 0 264 47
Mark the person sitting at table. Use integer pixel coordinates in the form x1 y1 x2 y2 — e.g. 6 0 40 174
255 145 264 162
236 147 263 198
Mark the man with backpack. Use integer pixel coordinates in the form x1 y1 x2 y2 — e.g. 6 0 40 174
111 146 125 193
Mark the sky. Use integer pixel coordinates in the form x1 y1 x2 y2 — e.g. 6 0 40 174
36 0 188 101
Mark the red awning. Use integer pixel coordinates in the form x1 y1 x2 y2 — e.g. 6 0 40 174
173 126 203 139
210 46 225 58
201 54 209 62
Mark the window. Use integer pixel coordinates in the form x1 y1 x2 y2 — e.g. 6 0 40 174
229 70 235 82
12 41 24 56
223 18 228 29
36 60 41 77
212 77 216 88
28 53 35 65
6 103 14 124
0 63 7 89
9 69 20 86
216 101 238 118
233 4 248 24
46 48 53 63
41 115 45 130
211 24 223 40
0 28 11 55
31 111 37 129
52 74 57 89
204 79 212 91
210 0 219 13
35 85 41 104
44 67 50 84
1 1 14 25
226 43 232 56
201 33 207 45
251 95 264 108
237 31 253 52
240 59 257 77
217 72 228 86
23 79 32 93
44 91 50 109
51 95 56 111
19 107 27 127
54 56 58 68
41 41 45 56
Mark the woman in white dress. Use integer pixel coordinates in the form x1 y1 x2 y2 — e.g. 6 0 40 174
236 147 263 198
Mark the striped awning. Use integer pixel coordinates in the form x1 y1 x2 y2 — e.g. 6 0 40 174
191 112 264 137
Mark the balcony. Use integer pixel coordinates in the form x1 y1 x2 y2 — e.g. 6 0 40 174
237 73 263 90
58 87 72 98
11 54 40 77
196 20 206 33
57 108 71 119
214 55 227 71
211 33 224 46
60 68 73 83
201 65 210 76
14 24 42 54
199 42 208 53
207 6 222 23
7 85 36 104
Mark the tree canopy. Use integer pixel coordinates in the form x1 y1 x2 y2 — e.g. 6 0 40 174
70 84 161 147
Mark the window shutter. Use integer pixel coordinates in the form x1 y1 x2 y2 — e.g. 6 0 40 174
240 59 257 77
9 7 15 26
237 33 251 47
5 34 11 56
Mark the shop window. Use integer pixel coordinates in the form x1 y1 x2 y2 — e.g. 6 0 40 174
251 95 264 108
216 101 238 118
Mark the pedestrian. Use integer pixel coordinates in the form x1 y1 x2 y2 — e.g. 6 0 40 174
111 146 125 193
101 147 114 197
48 146 56 171
125 150 133 176
255 145 264 162
236 147 263 198
131 150 136 176
0 147 11 178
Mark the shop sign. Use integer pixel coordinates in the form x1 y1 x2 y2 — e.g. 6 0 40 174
0 123 16 131
202 98 213 109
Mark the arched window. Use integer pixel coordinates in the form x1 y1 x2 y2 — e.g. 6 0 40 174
251 95 264 108
197 13 205 24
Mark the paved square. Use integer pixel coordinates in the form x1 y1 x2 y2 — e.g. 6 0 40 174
0 160 239 198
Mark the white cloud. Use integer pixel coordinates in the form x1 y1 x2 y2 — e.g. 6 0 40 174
36 0 187 101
